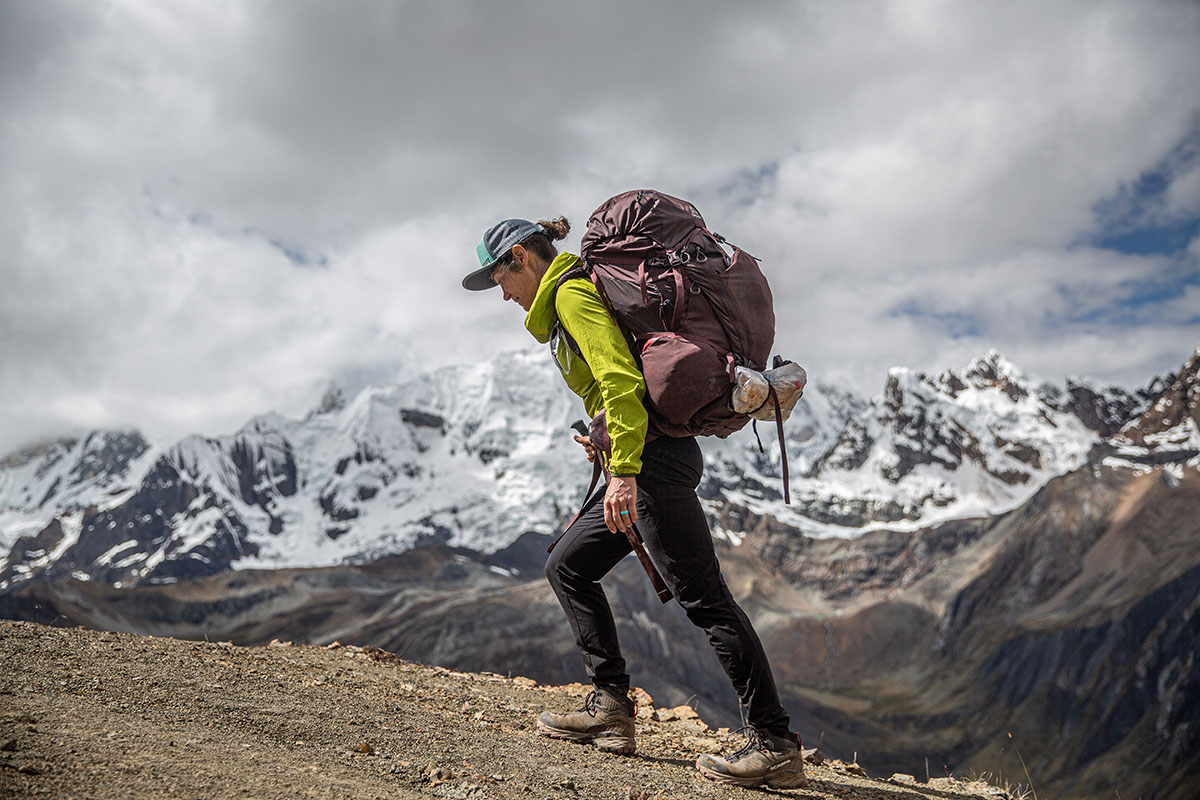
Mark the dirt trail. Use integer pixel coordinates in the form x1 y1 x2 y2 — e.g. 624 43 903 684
0 620 1007 799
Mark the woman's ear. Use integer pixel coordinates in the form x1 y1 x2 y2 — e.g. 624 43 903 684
510 243 528 270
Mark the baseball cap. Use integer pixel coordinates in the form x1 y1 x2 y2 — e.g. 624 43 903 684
463 218 545 291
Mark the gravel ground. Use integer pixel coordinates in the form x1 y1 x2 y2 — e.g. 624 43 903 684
0 620 1009 800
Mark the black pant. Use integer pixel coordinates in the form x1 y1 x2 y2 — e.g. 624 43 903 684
544 436 791 735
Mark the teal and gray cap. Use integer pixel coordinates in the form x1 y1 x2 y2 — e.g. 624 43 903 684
463 218 546 291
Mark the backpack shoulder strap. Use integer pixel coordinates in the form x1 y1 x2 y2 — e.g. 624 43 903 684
549 265 592 362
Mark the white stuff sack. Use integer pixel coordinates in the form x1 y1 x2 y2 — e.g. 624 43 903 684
731 362 807 422
732 366 769 414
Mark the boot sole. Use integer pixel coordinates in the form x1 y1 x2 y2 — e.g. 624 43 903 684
536 719 636 755
696 760 809 789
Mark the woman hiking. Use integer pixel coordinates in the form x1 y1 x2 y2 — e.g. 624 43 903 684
462 215 808 790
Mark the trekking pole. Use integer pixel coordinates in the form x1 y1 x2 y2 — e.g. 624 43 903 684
556 421 673 604
626 523 673 604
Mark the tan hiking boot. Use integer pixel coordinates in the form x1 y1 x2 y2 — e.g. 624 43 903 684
536 687 636 755
696 727 808 788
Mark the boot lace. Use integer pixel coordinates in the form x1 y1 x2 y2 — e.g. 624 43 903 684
577 690 633 718
728 726 770 762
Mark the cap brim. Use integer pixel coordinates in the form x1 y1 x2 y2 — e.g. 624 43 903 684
462 264 498 291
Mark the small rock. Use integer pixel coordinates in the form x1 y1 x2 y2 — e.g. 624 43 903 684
355 741 374 754
0 740 16 752
652 708 676 722
846 762 868 777
325 641 342 649
267 639 291 647
890 772 916 784
17 764 40 775
427 766 455 781
683 736 722 751
512 676 537 687
671 704 699 720
555 779 576 790
801 746 822 765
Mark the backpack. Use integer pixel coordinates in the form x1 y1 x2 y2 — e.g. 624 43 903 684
552 189 799 503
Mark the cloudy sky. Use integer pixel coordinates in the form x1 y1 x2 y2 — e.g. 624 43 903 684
1 0 1198 454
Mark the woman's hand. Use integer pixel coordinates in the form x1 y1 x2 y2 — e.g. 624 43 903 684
573 434 596 463
604 476 638 534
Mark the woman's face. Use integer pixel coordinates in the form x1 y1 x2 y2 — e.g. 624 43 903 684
492 246 543 312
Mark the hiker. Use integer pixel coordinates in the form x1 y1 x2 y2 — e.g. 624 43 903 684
462 215 807 789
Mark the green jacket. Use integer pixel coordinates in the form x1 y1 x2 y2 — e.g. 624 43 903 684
524 253 648 475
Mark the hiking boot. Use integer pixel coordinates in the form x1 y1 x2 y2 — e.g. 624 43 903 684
536 687 636 755
695 727 808 788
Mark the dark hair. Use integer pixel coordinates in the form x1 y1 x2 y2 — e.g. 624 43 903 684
492 217 570 277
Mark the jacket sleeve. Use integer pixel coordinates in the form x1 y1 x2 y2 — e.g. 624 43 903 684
556 281 647 476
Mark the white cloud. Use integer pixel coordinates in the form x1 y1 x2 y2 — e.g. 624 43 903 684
2 0 1199 452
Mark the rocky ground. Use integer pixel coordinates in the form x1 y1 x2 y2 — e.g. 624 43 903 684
0 620 1013 800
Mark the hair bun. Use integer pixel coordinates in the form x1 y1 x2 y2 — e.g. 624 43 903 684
537 217 570 241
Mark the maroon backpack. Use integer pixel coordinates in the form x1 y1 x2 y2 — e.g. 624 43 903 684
553 189 794 500
546 190 793 601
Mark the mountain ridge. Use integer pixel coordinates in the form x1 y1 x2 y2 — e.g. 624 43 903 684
3 346 1188 592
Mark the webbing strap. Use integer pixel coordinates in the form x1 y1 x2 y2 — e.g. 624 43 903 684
670 269 685 330
770 385 791 505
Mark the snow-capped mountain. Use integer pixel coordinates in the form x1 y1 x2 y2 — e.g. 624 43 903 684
701 350 1163 537
2 345 1195 591
0 350 588 589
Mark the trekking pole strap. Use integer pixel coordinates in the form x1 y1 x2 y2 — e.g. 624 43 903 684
546 458 604 554
548 422 673 603
547 463 674 604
